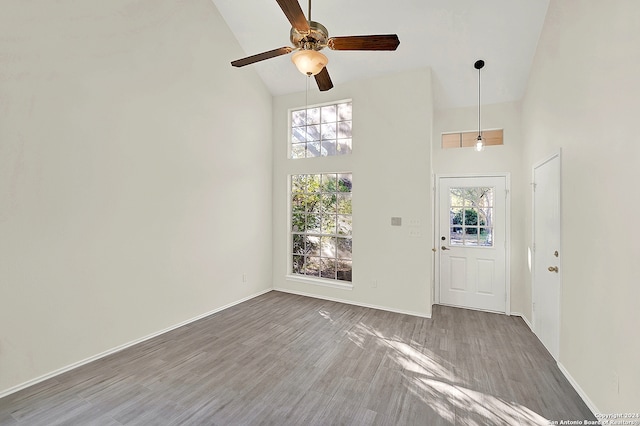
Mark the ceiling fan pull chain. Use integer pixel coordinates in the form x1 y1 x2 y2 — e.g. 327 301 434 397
308 0 311 22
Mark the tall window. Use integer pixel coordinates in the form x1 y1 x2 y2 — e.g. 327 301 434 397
291 173 352 282
290 101 352 158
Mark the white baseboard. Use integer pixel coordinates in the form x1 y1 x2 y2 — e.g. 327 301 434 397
511 311 533 331
273 287 431 319
0 288 272 399
557 362 600 416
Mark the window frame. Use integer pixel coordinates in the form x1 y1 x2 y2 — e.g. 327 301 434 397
286 172 353 290
288 99 353 159
441 129 504 149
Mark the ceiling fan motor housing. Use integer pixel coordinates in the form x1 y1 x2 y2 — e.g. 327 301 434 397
290 21 328 50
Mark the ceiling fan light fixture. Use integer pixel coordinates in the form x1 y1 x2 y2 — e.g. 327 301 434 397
291 49 328 76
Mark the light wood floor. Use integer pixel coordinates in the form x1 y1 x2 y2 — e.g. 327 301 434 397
0 291 595 425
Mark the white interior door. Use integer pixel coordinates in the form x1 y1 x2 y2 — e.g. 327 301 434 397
438 176 507 313
532 154 561 359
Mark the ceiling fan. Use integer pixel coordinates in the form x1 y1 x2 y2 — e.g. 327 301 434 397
231 0 400 92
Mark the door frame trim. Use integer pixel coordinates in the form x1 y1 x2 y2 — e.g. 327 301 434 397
434 173 511 315
531 150 563 360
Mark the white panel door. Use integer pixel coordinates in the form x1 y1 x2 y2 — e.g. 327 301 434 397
438 176 507 313
533 154 561 359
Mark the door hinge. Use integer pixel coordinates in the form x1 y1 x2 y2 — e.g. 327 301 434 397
530 182 537 191
505 189 509 197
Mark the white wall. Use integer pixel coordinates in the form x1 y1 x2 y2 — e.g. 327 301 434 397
432 102 528 316
521 0 640 412
272 69 433 317
0 0 273 394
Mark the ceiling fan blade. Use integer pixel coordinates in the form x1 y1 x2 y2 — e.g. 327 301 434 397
314 67 333 91
327 34 400 51
231 47 294 67
275 0 310 33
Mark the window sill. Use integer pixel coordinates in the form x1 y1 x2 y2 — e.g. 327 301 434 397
285 275 353 290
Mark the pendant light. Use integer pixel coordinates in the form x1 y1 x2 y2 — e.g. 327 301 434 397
474 59 485 152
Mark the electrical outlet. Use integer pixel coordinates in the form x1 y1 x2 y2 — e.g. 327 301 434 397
242 273 247 283
611 371 619 394
372 280 378 288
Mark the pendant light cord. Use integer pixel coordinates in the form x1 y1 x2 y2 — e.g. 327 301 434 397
478 66 481 138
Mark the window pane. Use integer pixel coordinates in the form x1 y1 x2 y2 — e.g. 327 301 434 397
306 125 321 141
321 174 337 192
480 207 492 227
307 214 321 233
337 174 352 192
321 105 337 123
337 260 352 282
321 193 337 213
292 110 306 127
321 122 336 139
337 215 352 235
337 194 352 214
321 236 337 258
306 256 321 276
306 107 320 125
338 121 352 138
291 143 306 159
306 193 321 213
450 227 464 245
292 255 305 274
464 208 479 227
292 194 305 214
338 102 352 121
337 237 352 259
320 258 337 279
450 189 464 207
292 234 306 254
321 214 336 235
479 228 493 246
306 236 321 256
451 207 463 226
464 235 479 246
336 139 352 155
292 127 306 143
306 142 321 158
308 175 321 192
321 140 336 156
292 213 306 232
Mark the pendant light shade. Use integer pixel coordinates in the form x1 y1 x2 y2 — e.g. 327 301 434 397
292 50 328 76
474 59 485 152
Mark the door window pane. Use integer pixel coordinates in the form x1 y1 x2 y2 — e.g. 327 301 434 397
449 187 494 247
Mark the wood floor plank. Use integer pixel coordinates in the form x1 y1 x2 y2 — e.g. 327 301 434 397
0 291 596 425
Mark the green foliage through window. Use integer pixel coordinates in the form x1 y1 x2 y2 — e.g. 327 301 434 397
291 173 352 281
450 187 494 246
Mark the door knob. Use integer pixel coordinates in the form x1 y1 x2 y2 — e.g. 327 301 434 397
548 266 558 273
441 246 450 251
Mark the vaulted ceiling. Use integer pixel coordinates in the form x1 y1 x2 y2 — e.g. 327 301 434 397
212 0 549 109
